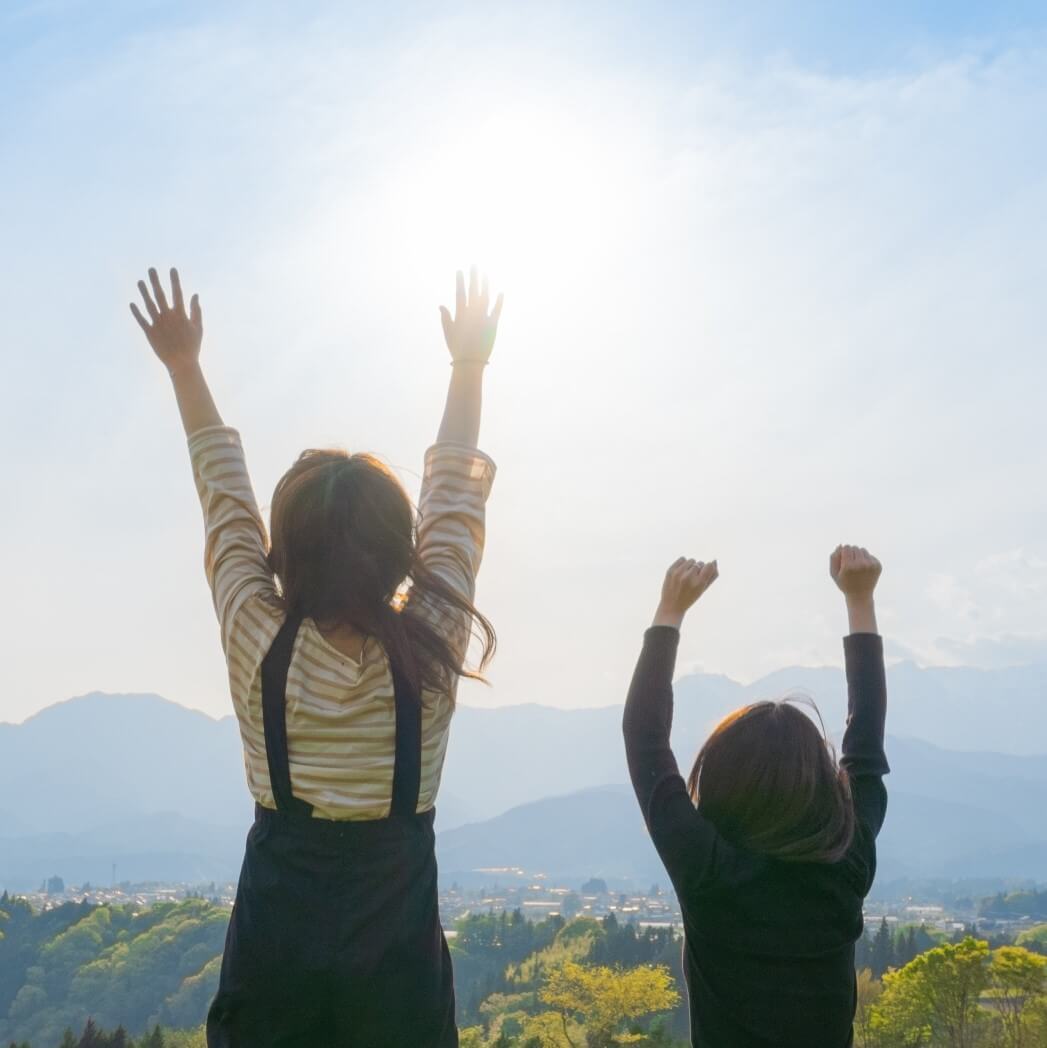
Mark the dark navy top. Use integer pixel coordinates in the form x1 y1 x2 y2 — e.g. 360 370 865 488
623 628 889 1048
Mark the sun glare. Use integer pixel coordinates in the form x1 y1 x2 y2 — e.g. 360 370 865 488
386 104 631 291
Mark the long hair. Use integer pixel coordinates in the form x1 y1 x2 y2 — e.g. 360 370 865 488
686 697 855 864
267 449 496 700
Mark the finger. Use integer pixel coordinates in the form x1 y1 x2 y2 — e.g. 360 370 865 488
129 303 151 335
699 561 719 588
148 267 169 312
491 292 504 326
830 548 842 576
440 306 453 348
190 293 203 331
481 274 490 311
170 268 185 313
669 557 687 572
468 265 478 305
456 270 466 317
137 281 159 320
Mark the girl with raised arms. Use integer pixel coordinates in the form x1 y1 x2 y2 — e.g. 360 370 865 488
623 548 888 1047
131 266 502 1047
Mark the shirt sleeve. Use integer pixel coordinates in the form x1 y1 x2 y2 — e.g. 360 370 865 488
623 626 726 896
840 633 890 842
188 425 277 651
411 442 496 660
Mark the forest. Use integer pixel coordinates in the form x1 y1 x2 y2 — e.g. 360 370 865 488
6 892 1047 1046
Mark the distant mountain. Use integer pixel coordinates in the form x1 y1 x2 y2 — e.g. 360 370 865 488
439 661 1047 820
3 660 1047 890
0 813 246 887
437 785 665 885
436 784 1047 887
0 692 253 833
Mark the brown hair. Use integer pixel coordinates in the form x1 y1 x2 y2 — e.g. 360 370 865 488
267 449 495 700
686 698 854 864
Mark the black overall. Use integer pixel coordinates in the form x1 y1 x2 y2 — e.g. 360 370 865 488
207 614 458 1048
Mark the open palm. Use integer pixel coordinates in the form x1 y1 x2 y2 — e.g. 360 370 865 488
130 267 203 376
439 267 503 364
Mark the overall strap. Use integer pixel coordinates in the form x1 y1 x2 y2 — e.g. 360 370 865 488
260 612 313 818
388 656 423 818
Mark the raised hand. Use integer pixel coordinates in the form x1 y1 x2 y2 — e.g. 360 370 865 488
830 545 881 634
130 267 203 377
830 546 882 600
653 557 719 630
439 267 503 365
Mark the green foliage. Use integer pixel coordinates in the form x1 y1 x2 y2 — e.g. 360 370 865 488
979 891 1047 921
538 960 679 1048
1014 925 1047 956
0 900 225 1046
859 938 1047 1047
854 968 884 1048
877 936 990 1046
453 914 687 1047
987 946 1047 1048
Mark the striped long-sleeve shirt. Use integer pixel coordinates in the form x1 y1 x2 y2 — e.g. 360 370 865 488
188 425 495 820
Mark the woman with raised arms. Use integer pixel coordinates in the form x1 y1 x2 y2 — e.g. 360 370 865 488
131 266 502 1047
623 548 889 1047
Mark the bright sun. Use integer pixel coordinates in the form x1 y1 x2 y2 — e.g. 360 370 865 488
383 103 632 292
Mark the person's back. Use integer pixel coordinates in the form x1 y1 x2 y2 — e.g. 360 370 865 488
623 549 888 1047
131 265 504 1047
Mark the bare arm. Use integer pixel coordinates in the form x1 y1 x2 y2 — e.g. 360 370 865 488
436 267 503 448
130 267 222 437
830 545 881 636
131 267 274 642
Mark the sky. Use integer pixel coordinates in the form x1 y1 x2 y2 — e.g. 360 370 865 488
1 0 1046 723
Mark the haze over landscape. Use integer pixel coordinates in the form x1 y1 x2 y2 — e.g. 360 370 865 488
6 660 1047 893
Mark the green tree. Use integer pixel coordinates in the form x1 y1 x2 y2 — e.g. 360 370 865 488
539 961 679 1048
1014 925 1047 956
872 937 990 1048
561 894 582 920
140 1026 166 1048
988 945 1047 1047
854 967 883 1048
872 918 895 978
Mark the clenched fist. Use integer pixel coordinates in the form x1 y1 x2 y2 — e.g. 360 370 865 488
830 545 881 634
830 546 882 600
653 557 719 629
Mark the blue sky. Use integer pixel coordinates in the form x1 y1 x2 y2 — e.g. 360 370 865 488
2 1 1046 722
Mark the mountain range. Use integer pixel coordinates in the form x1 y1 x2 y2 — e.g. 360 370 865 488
2 655 1046 891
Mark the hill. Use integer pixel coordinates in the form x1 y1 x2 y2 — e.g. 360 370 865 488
4 661 1047 888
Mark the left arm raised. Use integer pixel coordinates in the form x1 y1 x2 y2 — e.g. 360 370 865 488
130 267 222 437
131 267 273 644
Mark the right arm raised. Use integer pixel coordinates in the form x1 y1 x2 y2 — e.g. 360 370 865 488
832 546 890 840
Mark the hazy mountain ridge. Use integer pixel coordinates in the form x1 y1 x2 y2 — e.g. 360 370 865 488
2 659 1047 889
